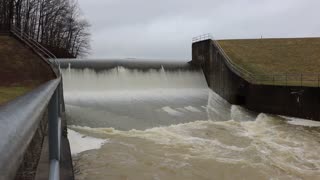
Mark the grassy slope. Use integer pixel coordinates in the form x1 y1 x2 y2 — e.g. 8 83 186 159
218 38 320 86
0 86 33 104
0 35 55 105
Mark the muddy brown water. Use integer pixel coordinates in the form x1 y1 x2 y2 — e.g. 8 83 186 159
62 66 320 180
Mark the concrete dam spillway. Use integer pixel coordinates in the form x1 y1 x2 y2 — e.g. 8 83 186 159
60 59 320 180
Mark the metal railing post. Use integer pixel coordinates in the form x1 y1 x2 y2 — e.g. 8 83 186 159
48 89 60 160
57 84 62 117
48 88 61 180
49 160 59 180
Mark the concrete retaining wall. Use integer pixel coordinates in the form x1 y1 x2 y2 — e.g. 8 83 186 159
192 40 320 121
15 110 48 180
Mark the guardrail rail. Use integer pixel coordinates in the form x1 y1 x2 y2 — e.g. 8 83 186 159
0 26 64 180
0 78 63 180
10 26 60 74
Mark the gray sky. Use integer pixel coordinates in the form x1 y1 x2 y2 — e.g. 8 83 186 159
78 0 320 60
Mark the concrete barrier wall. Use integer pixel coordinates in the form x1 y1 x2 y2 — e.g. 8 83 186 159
15 109 48 180
192 40 320 121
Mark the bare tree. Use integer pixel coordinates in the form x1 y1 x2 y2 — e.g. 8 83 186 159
0 0 91 58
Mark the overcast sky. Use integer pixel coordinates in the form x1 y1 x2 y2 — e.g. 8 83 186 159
78 0 320 60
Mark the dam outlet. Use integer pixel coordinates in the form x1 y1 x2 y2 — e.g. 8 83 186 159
61 62 320 180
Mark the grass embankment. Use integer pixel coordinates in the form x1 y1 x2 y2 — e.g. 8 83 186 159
218 38 320 86
0 86 33 104
0 35 55 105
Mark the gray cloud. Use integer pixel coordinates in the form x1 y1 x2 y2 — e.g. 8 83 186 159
78 0 320 60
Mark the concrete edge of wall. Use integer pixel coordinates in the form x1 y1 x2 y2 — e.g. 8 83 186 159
192 40 320 121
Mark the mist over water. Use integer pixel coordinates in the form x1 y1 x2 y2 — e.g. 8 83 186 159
61 66 320 180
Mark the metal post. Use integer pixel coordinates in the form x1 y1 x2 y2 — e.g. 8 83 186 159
57 83 62 117
49 160 60 180
48 89 60 161
48 88 61 180
59 81 65 112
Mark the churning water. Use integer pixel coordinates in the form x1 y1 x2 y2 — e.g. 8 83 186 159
61 66 320 180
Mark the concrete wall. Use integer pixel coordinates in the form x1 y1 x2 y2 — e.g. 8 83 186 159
56 59 198 72
15 110 48 180
192 40 320 121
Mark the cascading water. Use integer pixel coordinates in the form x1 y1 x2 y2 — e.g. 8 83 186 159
61 64 320 180
62 67 210 130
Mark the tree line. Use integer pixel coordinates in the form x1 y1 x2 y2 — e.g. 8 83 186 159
0 0 90 57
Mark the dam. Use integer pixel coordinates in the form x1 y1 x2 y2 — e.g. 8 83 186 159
60 59 320 180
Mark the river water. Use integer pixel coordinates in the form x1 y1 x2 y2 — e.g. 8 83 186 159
61 66 320 180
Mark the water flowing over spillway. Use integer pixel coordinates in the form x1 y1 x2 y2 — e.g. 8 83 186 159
61 64 320 180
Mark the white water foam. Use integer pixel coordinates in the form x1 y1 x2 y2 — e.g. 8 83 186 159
62 66 320 180
61 67 208 92
184 106 202 112
70 115 320 179
62 67 210 130
161 106 183 116
283 116 320 127
68 129 107 155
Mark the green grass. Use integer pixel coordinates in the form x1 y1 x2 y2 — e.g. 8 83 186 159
0 35 55 104
217 38 320 86
0 86 34 105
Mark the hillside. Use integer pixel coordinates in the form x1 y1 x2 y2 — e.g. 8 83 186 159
0 35 55 104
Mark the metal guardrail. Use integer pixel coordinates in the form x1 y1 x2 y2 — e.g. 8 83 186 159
251 73 320 87
48 79 64 180
192 34 213 43
0 26 64 180
10 26 60 73
193 34 320 87
212 39 256 82
0 78 63 180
